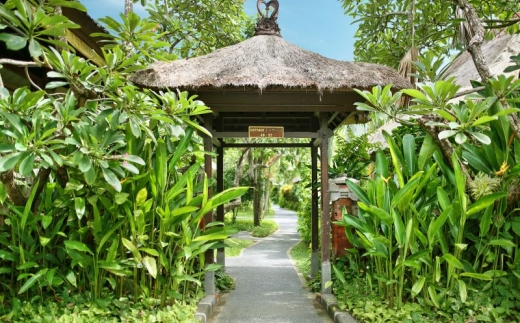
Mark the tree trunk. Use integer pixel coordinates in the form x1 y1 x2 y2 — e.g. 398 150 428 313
125 0 133 15
253 167 261 227
454 0 492 83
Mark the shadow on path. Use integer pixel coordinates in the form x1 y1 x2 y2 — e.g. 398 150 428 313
208 206 331 323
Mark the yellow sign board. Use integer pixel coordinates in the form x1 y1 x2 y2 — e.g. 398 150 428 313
248 126 284 138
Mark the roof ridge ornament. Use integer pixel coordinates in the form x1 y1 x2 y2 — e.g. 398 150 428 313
254 0 281 36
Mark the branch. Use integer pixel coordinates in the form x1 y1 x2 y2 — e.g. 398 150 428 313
0 171 27 206
483 17 520 29
417 115 474 188
455 0 492 82
453 86 486 98
25 66 42 91
0 59 39 67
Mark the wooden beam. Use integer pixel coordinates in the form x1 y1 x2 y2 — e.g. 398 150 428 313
311 142 319 278
222 142 313 148
213 131 320 138
216 145 225 267
203 114 215 296
195 91 361 113
320 114 332 294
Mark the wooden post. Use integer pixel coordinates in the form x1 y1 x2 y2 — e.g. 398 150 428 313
320 114 332 294
311 141 319 278
216 143 225 267
203 115 215 296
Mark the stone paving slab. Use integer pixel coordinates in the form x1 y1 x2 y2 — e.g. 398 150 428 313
208 206 332 323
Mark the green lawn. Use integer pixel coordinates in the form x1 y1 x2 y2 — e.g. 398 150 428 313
225 238 255 257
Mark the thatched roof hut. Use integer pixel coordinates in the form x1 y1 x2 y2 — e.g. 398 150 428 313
444 32 520 90
131 34 410 92
131 0 410 134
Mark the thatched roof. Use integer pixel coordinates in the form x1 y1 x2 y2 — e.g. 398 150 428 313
130 35 411 92
444 33 520 90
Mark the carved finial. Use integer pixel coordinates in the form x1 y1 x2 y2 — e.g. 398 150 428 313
254 0 281 36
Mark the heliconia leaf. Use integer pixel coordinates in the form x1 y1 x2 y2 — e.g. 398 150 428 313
442 253 463 269
460 272 492 281
428 205 451 247
467 192 507 216
142 256 157 279
487 239 516 249
458 280 467 303
122 238 141 261
418 134 436 171
391 176 421 211
428 286 440 308
392 209 405 246
382 130 405 187
411 276 426 297
403 134 417 176
346 179 370 205
375 149 389 178
332 264 347 286
18 268 47 294
359 202 392 225
64 240 93 255
136 187 147 206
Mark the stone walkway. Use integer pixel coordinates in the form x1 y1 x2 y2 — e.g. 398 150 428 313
208 206 332 323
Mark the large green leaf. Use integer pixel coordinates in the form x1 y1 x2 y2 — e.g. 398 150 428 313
102 167 121 192
392 209 405 246
382 130 405 187
359 202 392 225
402 134 417 176
391 175 421 211
64 240 93 255
346 179 370 205
0 152 23 172
0 33 27 50
142 256 157 279
18 268 47 294
479 205 493 237
411 276 426 297
442 253 463 269
427 205 452 247
122 238 142 261
466 192 507 216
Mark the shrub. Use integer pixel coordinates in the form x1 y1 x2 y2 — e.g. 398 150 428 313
278 184 299 210
251 220 278 237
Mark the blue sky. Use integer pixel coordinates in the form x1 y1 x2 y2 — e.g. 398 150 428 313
81 0 356 61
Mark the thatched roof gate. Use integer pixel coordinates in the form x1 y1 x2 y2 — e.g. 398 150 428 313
131 0 410 296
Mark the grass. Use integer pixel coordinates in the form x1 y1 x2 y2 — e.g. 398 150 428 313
224 206 279 238
290 241 311 276
289 241 321 292
225 238 255 257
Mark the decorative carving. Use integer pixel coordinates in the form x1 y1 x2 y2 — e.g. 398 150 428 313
254 0 281 36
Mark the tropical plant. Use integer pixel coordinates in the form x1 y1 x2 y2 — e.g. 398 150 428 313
335 131 510 311
0 0 248 311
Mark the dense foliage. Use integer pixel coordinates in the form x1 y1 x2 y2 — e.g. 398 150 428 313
0 0 249 318
340 0 520 67
334 66 520 322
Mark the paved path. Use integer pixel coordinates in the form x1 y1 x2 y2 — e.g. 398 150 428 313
209 206 332 323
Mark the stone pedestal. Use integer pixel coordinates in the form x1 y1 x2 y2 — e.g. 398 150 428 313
329 176 359 258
